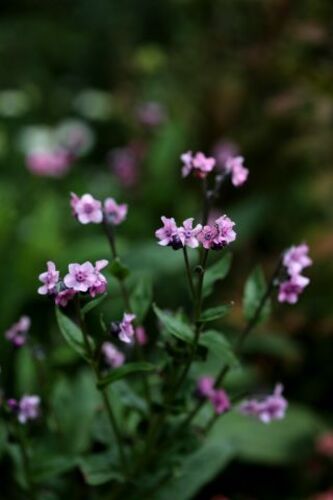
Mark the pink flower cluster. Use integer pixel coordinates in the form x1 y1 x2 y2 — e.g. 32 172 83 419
71 193 128 226
7 395 40 424
239 384 288 423
110 313 136 344
155 215 236 250
278 244 312 304
5 316 31 347
196 376 230 415
102 342 125 368
38 260 108 306
181 151 216 179
212 140 249 187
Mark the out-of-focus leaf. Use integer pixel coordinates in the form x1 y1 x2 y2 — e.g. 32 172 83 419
15 347 38 394
243 332 301 361
153 304 194 344
210 405 327 465
200 305 231 323
97 362 155 389
79 452 124 485
203 253 232 298
0 423 7 459
82 293 108 316
151 442 235 500
55 307 92 360
199 330 239 368
243 266 271 325
130 276 153 323
109 257 129 280
32 455 77 482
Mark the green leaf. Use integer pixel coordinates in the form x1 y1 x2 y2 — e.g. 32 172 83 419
82 293 108 315
210 405 327 465
109 257 129 280
153 304 194 344
151 442 235 500
200 305 231 323
32 455 78 482
0 423 7 459
199 330 239 368
130 276 153 323
243 266 271 325
243 332 301 361
79 452 124 485
55 308 91 360
203 252 232 298
97 362 155 389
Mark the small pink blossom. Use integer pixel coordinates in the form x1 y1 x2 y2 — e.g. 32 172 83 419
55 289 76 307
8 395 41 424
211 389 230 415
89 259 109 297
225 156 249 187
180 151 216 179
155 216 181 248
104 198 128 225
283 243 312 276
5 316 31 347
70 193 103 224
102 342 125 368
213 140 240 168
278 274 310 304
135 326 148 346
118 313 136 344
198 225 219 250
178 218 202 248
198 215 236 250
26 149 71 178
196 376 215 398
38 261 59 295
239 384 288 423
64 262 97 293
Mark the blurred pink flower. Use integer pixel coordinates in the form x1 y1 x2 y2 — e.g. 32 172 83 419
104 198 128 225
70 193 103 224
5 316 31 347
38 261 59 295
26 149 71 178
278 274 310 304
102 342 125 368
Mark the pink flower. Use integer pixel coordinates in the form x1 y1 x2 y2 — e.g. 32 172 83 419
38 261 59 295
196 376 215 398
155 216 181 249
108 146 140 188
197 215 236 250
239 384 288 423
89 259 109 297
178 218 202 248
316 432 333 458
180 151 216 179
225 156 249 187
5 316 31 347
102 342 125 368
135 326 148 346
64 262 97 292
70 193 103 224
104 198 128 225
211 389 230 415
283 244 312 276
26 149 71 178
118 313 136 344
18 395 40 424
55 288 76 307
278 274 310 304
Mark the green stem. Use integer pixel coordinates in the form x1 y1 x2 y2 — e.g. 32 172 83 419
15 423 36 500
75 298 128 474
182 247 196 300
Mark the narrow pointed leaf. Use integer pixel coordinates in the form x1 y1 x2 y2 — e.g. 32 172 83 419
97 362 155 389
55 308 93 360
243 266 271 325
153 304 194 344
200 305 231 323
203 252 232 298
82 294 108 315
199 330 239 368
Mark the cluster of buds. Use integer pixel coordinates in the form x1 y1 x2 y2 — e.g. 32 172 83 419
38 260 108 307
196 376 231 415
70 193 127 226
155 215 236 250
5 316 31 348
278 244 312 304
239 384 288 423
